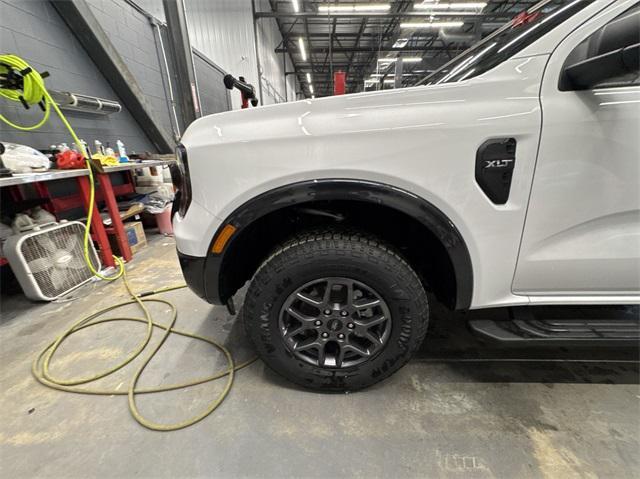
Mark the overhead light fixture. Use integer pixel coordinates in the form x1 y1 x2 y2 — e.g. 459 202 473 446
298 37 307 61
309 85 314 94
370 73 415 78
392 38 409 48
291 0 300 12
414 2 487 9
318 3 391 13
400 21 464 28
414 11 482 15
377 57 422 63
306 73 312 83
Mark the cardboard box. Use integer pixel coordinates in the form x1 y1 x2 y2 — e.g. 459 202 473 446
109 221 146 256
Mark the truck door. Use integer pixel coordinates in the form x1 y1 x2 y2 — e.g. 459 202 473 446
513 1 640 296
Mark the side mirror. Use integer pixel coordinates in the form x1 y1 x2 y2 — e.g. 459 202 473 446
560 43 640 90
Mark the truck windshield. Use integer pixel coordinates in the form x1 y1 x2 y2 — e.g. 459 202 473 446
418 0 595 85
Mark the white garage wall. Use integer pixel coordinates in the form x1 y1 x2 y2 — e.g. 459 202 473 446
131 0 298 108
185 0 256 110
256 0 297 105
184 0 297 108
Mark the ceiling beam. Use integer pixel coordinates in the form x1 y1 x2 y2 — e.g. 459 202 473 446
256 11 513 20
268 1 529 97
345 17 367 90
278 45 454 53
50 0 173 152
163 0 201 128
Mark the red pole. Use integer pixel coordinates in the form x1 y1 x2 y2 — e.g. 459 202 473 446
77 176 115 268
334 71 346 95
97 171 132 262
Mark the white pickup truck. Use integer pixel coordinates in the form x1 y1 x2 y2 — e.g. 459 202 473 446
173 0 639 390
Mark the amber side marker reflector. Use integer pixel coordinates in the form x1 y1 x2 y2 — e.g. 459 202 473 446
212 224 237 254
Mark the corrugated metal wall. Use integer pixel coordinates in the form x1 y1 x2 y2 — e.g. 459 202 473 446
256 0 297 105
183 0 296 108
186 0 257 110
131 0 297 108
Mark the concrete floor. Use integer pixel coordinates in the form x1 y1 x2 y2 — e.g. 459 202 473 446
1 235 638 478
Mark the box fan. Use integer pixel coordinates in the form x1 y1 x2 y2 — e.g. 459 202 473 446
4 221 100 301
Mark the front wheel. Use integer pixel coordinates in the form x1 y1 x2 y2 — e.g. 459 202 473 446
243 231 429 391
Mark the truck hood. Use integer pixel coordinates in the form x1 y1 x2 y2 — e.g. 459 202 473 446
180 51 548 152
180 82 476 148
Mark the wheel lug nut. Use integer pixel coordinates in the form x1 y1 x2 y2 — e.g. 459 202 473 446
340 310 348 317
321 332 329 338
324 309 331 315
314 320 322 326
337 333 345 339
347 323 355 329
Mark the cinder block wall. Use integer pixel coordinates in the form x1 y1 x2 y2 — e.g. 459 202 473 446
84 0 178 143
1 0 241 154
0 0 161 153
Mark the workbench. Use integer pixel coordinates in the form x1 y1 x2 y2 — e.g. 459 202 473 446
1 160 175 268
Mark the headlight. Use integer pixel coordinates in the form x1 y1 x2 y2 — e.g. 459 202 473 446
174 144 192 217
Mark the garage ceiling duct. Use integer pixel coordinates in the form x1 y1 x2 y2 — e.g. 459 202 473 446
49 90 121 115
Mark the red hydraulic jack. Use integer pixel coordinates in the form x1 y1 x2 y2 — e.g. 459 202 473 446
223 74 259 109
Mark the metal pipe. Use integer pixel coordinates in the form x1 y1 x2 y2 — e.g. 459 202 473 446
163 0 201 125
153 21 182 139
251 0 264 105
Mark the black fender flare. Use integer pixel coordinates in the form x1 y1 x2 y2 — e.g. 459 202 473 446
207 179 473 310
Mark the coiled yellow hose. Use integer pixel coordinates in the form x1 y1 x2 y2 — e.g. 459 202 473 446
1 54 118 280
0 54 51 130
1 54 254 431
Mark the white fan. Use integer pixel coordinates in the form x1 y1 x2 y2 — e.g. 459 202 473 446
3 221 100 301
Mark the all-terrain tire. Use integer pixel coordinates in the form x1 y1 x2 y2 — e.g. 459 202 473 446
243 230 429 391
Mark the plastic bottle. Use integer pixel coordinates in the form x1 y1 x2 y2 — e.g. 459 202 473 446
79 139 89 156
116 140 129 163
105 142 116 158
94 140 104 155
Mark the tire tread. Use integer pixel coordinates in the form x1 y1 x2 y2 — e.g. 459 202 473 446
244 229 429 391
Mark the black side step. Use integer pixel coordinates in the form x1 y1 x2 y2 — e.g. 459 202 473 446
469 309 640 346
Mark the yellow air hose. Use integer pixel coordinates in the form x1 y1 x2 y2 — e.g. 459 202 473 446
1 54 255 431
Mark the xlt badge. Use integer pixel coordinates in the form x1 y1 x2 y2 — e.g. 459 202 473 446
484 159 514 168
476 138 517 204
